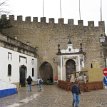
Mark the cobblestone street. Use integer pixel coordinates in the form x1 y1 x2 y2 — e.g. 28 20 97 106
0 85 107 107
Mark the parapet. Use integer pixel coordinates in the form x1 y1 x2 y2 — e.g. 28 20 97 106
0 14 105 28
88 21 94 27
98 21 105 27
58 18 64 24
1 14 6 19
40 17 46 23
9 15 14 21
33 17 38 22
78 20 83 26
25 16 31 22
17 15 22 21
49 18 54 23
68 19 74 25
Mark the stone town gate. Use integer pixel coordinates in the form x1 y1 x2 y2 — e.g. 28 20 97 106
39 61 53 83
1 15 105 81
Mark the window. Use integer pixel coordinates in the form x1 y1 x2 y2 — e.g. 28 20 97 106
8 64 12 76
8 52 12 60
32 68 34 77
31 59 34 65
69 48 71 51
91 63 93 68
19 55 27 63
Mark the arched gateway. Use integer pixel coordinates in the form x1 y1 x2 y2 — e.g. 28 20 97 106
19 65 27 87
39 62 53 83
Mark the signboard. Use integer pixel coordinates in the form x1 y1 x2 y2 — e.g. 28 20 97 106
103 68 107 76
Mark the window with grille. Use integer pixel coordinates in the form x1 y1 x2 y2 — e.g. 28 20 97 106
8 64 12 76
32 68 34 77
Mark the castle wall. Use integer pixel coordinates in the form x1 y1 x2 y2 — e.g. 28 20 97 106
1 15 105 79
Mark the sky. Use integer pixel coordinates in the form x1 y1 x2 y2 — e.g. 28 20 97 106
3 0 107 33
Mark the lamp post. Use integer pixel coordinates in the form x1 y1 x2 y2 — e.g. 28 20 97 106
99 34 106 67
99 34 105 43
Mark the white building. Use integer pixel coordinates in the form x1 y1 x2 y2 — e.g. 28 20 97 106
0 33 37 87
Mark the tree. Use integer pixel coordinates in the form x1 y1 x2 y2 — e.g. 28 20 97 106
0 0 11 33
0 0 9 14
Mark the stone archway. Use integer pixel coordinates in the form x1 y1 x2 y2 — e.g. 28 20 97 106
66 59 76 80
39 62 53 84
19 65 27 87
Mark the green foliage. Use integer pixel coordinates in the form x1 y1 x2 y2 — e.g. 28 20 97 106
0 18 12 33
0 18 11 29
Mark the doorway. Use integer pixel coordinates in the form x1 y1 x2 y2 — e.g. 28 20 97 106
19 65 27 87
66 59 76 80
39 62 53 84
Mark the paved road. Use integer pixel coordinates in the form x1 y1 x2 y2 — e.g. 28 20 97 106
0 85 107 107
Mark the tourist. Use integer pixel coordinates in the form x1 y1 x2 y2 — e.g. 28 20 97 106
70 74 75 83
26 76 32 92
83 74 87 83
71 80 81 107
37 78 43 91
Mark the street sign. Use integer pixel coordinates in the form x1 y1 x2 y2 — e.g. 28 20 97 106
103 68 107 76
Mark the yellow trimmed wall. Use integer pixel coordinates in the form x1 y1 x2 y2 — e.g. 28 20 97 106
88 62 103 82
88 68 103 82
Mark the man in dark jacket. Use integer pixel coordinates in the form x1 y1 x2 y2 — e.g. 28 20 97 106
26 76 32 92
71 80 81 107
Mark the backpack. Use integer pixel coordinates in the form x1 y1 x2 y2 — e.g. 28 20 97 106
39 79 43 84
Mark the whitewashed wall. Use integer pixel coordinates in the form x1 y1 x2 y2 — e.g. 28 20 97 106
0 47 37 83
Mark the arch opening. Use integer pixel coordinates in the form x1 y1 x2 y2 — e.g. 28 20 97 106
39 62 53 84
66 59 76 80
19 65 27 87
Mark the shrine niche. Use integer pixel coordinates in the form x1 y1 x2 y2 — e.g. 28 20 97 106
57 38 85 81
66 59 76 80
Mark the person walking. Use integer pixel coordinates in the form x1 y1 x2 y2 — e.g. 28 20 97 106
26 76 32 92
37 78 43 91
83 74 87 83
71 80 81 107
70 74 75 83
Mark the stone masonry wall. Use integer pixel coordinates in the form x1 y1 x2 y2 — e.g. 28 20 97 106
1 15 105 77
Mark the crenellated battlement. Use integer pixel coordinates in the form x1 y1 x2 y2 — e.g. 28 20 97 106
78 20 83 26
17 15 22 22
1 14 105 27
49 18 54 23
